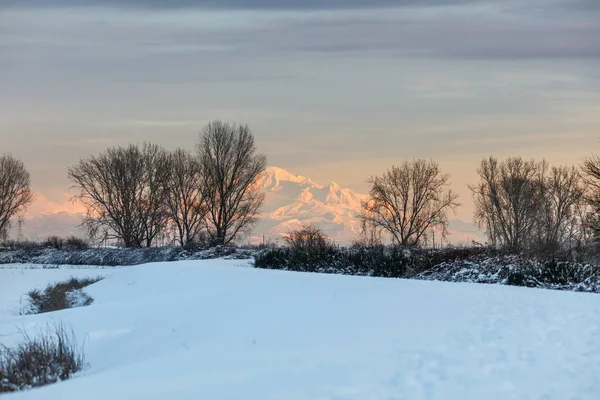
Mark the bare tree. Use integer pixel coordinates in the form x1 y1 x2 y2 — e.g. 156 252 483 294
471 157 543 251
197 121 267 245
582 155 600 239
68 143 169 248
536 165 583 250
352 223 384 248
0 154 34 239
137 143 170 247
569 198 595 247
359 159 460 247
164 149 208 247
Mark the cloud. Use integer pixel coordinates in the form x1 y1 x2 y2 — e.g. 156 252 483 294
5 0 483 11
1 0 599 226
26 192 86 217
11 212 86 241
3 2 599 62
6 0 600 14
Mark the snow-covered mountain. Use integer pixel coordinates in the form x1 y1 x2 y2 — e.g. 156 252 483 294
253 167 368 244
253 166 484 245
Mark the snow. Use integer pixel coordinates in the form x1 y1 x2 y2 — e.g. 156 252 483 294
261 166 323 189
1 260 600 399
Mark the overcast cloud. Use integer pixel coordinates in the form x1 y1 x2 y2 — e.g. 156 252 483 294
0 0 599 224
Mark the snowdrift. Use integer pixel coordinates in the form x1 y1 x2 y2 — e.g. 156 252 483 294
1 260 599 399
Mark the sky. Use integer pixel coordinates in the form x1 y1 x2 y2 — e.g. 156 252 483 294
1 0 599 236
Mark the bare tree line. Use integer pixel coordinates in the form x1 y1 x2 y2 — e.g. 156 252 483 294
470 157 585 252
1 123 600 252
68 121 266 247
359 155 599 252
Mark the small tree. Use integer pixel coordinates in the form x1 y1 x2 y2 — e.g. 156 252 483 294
198 121 266 245
359 159 460 247
0 154 34 239
164 149 208 247
285 224 331 254
68 143 169 248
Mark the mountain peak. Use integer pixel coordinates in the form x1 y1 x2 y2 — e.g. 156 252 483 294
264 166 302 182
328 181 341 191
262 166 323 190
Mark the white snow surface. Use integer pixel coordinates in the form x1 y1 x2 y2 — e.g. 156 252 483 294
1 260 599 399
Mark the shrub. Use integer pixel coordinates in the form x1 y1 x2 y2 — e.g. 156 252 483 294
285 224 332 255
43 236 64 250
22 277 103 315
506 271 531 287
64 236 89 251
254 245 410 277
0 240 42 251
409 246 502 275
0 323 87 393
506 260 599 289
254 244 506 279
182 238 209 252
0 245 256 266
43 236 88 251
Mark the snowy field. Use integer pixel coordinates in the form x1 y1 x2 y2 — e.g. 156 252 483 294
1 260 599 399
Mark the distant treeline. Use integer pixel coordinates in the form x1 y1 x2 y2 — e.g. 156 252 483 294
0 120 599 254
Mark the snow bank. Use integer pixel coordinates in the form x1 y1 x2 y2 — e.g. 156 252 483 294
1 260 599 399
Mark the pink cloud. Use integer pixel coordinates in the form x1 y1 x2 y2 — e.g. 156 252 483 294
26 191 86 217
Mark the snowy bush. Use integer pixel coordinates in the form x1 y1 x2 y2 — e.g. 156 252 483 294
256 245 600 294
254 245 500 277
0 323 86 393
0 245 257 267
418 255 600 293
254 246 411 277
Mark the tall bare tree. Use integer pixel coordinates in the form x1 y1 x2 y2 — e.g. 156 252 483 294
68 143 169 248
359 159 460 247
164 148 208 246
137 143 170 247
536 165 583 250
569 198 595 246
471 157 543 251
197 120 267 245
0 154 34 239
581 155 600 239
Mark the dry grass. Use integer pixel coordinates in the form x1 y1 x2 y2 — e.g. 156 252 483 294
22 277 104 315
0 323 87 393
